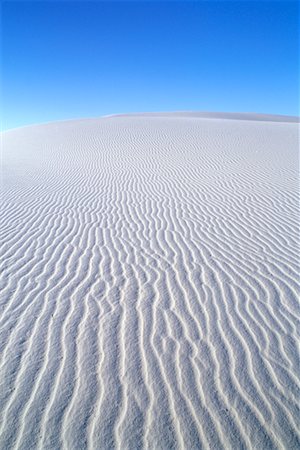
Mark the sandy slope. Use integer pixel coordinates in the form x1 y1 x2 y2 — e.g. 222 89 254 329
0 113 299 450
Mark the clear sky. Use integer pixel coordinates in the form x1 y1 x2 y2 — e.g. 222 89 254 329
2 0 299 130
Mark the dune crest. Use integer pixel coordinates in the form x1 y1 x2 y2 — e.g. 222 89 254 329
1 114 299 449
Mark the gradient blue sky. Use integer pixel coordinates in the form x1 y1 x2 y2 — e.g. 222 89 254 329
2 0 299 130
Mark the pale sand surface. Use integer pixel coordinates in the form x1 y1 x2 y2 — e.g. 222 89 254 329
0 113 299 449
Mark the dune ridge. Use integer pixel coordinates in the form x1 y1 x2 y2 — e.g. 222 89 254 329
104 111 300 123
0 114 299 449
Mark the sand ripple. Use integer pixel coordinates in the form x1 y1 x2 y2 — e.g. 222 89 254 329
0 114 299 449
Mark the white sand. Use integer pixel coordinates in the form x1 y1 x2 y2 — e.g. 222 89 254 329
0 112 299 449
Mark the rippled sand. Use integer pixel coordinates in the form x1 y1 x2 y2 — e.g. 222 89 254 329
1 113 299 449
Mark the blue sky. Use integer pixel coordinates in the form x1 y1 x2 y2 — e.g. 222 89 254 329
2 1 299 130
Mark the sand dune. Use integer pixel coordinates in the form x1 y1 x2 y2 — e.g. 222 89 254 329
0 113 299 449
108 111 300 123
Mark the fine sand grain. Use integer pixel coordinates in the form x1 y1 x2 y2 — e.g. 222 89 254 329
0 113 299 449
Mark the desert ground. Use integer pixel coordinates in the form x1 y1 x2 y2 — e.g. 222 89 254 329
0 112 299 449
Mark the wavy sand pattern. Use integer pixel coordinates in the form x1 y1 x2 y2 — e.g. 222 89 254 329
0 113 299 449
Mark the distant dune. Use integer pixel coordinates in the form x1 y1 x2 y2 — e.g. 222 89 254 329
1 113 299 449
107 111 300 123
